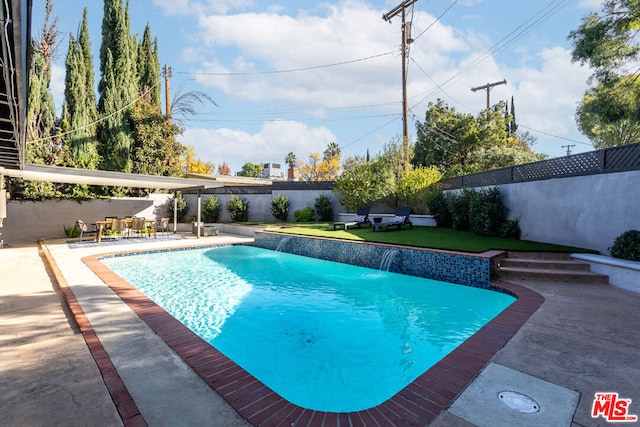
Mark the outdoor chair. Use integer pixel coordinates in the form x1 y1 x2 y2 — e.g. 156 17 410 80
130 217 147 238
110 218 129 239
76 219 96 242
333 206 371 231
157 217 170 237
373 206 413 232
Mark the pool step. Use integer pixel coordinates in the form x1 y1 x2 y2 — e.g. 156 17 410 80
497 252 609 284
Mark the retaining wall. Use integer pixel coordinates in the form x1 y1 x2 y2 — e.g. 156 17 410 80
253 231 497 288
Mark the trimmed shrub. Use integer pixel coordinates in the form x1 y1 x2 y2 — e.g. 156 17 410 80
426 189 452 228
294 207 315 222
226 195 249 222
271 194 290 221
609 230 640 261
314 194 333 221
448 188 475 231
202 195 221 223
167 193 188 222
469 187 507 236
500 217 521 239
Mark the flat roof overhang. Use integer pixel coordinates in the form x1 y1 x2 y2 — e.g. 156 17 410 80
0 164 224 190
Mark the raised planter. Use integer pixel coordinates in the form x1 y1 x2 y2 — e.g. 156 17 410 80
571 253 640 294
336 213 436 227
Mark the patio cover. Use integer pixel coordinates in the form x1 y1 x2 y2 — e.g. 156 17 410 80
0 164 226 238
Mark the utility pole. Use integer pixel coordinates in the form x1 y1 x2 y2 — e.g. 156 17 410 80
163 64 172 124
471 79 507 110
562 144 575 156
383 0 417 162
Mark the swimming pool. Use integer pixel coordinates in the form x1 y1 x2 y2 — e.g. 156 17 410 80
101 245 515 412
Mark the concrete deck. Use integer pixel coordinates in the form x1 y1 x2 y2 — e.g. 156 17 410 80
1 235 639 426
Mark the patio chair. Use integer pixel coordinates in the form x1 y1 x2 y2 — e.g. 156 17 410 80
157 217 170 237
333 206 371 231
110 218 129 239
130 217 147 238
76 219 96 242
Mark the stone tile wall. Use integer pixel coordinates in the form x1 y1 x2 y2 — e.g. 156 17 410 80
254 232 494 288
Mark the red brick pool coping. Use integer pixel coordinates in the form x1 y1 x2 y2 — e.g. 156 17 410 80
38 242 147 427
77 246 543 427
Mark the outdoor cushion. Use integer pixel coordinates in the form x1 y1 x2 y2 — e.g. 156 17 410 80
393 215 406 223
354 214 366 222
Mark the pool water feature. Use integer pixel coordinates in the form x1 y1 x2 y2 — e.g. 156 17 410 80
101 245 515 412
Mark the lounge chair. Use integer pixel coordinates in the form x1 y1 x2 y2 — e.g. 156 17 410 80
374 206 413 232
333 206 371 231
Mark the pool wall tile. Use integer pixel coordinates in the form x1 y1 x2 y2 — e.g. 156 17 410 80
254 232 495 288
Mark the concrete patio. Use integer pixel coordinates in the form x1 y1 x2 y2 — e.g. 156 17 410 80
1 234 638 426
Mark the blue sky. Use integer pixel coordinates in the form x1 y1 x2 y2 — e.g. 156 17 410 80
32 0 601 173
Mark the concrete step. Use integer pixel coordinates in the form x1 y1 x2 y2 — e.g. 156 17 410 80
499 258 591 272
496 251 609 284
504 251 573 260
497 266 609 284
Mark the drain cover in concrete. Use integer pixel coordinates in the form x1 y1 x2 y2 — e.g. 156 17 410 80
449 363 579 427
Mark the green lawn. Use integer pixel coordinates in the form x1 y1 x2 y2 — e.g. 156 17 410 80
250 223 597 253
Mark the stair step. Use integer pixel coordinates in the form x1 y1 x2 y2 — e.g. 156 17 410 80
499 258 591 271
504 251 573 260
497 266 609 284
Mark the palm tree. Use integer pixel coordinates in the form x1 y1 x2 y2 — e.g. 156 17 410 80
285 152 298 180
285 152 297 169
324 142 341 161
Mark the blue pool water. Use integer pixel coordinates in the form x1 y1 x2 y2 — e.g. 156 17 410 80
101 245 515 412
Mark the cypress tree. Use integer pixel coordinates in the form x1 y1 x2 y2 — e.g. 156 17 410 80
98 0 138 172
62 13 99 169
137 24 161 110
509 96 518 136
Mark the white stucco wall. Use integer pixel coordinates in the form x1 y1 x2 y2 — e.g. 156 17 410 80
459 170 639 255
2 194 172 245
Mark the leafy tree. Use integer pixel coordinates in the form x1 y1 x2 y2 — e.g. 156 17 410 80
576 75 640 148
569 0 640 81
237 163 262 177
298 142 342 181
569 1 640 148
130 99 185 177
333 162 384 211
98 0 138 172
395 166 442 210
413 99 542 177
217 162 231 176
182 146 214 174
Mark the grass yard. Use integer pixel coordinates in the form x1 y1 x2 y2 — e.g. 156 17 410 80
251 223 597 254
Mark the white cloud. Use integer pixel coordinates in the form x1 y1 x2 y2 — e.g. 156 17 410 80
189 1 470 110
180 120 336 173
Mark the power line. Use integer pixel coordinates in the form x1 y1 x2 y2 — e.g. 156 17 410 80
518 124 592 146
28 80 162 144
174 52 394 76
